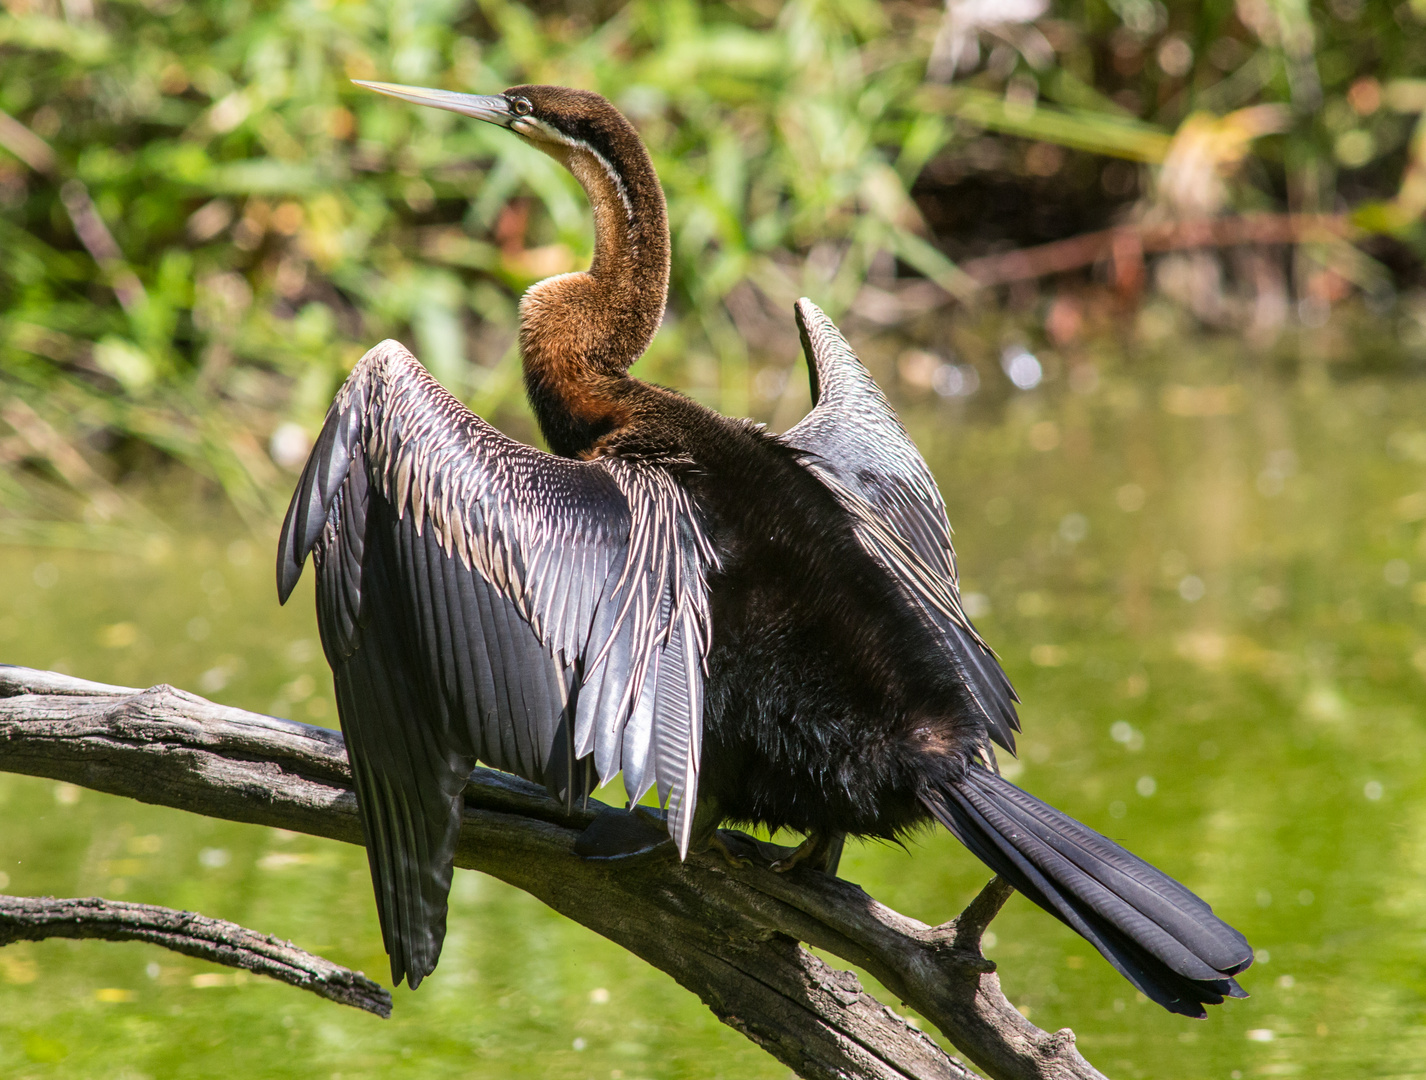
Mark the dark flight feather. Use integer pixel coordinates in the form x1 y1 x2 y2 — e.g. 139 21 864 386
277 340 715 987
782 299 1021 753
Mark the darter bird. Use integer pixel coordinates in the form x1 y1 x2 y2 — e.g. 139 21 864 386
277 82 1253 1016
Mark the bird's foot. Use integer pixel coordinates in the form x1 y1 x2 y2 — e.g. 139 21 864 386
771 830 841 874
573 804 671 860
706 829 754 870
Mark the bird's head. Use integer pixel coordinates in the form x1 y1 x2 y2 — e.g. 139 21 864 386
353 79 670 393
354 81 643 180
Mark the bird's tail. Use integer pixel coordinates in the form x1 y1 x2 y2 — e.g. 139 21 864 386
923 765 1253 1017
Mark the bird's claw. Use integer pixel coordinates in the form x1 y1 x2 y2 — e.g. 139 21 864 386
770 846 813 873
706 830 754 869
770 832 835 874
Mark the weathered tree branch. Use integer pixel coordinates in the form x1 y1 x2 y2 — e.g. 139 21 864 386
0 665 1107 1080
0 893 392 1017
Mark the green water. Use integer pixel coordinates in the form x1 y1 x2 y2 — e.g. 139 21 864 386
4 332 1426 1079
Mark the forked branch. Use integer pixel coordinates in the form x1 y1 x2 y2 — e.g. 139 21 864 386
0 665 1107 1080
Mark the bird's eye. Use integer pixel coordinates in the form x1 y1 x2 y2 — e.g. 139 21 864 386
511 97 532 117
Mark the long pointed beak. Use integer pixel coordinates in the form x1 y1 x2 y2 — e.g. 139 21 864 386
353 81 514 126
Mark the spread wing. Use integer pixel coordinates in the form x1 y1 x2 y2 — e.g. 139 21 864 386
277 340 714 988
781 299 1020 753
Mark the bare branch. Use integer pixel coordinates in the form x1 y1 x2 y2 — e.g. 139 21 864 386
0 893 392 1017
0 665 1107 1080
949 877 1016 951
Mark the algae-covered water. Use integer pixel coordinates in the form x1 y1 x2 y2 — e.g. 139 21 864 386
4 329 1426 1079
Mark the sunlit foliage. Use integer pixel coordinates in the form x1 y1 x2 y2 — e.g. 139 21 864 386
0 0 1423 523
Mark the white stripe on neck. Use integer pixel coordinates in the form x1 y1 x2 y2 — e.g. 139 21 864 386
519 117 635 222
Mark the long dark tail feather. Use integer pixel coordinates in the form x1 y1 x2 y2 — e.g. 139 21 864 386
924 766 1253 1018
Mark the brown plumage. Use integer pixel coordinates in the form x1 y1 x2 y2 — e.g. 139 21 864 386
504 85 668 458
277 81 1253 1017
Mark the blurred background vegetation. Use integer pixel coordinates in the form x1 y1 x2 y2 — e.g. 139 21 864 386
1 0 1424 536
7 3 1426 1076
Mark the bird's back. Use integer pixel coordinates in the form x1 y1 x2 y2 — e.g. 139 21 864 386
615 387 988 841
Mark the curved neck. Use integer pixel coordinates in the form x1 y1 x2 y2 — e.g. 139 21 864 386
519 132 670 457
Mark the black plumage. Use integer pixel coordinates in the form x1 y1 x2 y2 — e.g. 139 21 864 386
277 81 1252 1015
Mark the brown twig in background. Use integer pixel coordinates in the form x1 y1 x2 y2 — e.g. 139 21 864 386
0 108 59 175
57 180 149 315
0 399 129 520
962 213 1356 287
0 108 148 314
0 893 392 1017
0 664 1108 1080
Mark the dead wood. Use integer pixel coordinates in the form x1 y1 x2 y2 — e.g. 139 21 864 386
0 664 1108 1080
0 893 392 1017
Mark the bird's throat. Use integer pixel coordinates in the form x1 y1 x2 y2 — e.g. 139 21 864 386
518 139 670 458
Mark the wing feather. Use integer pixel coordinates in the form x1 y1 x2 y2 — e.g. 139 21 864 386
277 340 715 988
782 299 1021 753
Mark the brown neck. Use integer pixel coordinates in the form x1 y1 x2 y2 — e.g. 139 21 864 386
518 127 670 458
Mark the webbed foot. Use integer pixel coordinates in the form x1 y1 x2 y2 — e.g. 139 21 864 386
770 830 846 875
707 829 754 869
573 805 671 860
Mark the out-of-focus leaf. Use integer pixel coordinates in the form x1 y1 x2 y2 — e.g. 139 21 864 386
206 161 334 196
92 338 154 394
0 14 110 61
0 0 1421 535
920 85 1173 162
